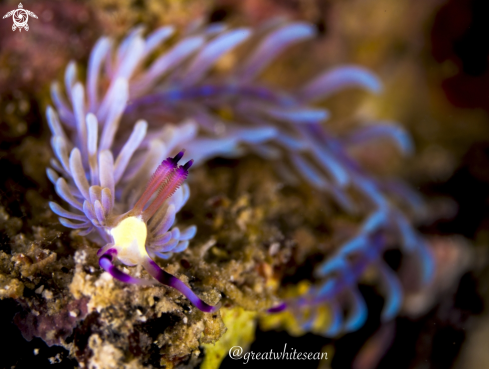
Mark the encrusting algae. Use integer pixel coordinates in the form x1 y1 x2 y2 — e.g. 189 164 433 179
201 307 257 369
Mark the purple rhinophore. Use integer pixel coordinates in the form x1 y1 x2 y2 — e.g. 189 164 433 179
132 152 182 213
142 159 192 222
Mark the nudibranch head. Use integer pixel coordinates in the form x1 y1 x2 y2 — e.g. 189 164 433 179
102 150 192 268
109 215 147 266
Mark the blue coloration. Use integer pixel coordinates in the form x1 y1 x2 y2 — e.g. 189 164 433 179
264 108 330 124
143 26 175 57
238 22 315 82
47 21 435 332
337 236 368 258
289 154 328 189
378 264 403 321
344 123 414 156
417 239 436 285
323 303 342 336
361 209 386 233
99 251 154 286
299 65 382 102
183 28 251 85
316 256 347 277
344 290 368 333
315 279 336 300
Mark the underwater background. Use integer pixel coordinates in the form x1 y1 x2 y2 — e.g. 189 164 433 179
0 0 488 368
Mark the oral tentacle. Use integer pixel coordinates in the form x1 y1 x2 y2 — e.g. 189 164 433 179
267 302 287 313
142 257 220 313
99 250 154 286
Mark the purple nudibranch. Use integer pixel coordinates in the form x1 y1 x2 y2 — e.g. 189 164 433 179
94 151 219 313
47 20 434 330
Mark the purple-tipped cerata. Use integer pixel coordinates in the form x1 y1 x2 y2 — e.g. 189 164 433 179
47 21 434 329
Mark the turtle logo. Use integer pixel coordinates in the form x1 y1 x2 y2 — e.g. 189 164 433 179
3 3 38 32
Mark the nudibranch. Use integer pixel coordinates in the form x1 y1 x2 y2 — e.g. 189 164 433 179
47 20 434 329
96 152 220 313
48 109 218 312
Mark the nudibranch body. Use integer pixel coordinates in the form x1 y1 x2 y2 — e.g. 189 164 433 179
47 20 434 331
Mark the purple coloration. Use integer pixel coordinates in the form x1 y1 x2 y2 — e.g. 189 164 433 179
153 239 178 252
14 297 89 347
131 36 205 95
343 123 413 156
377 263 403 321
49 201 86 221
151 232 173 246
99 251 153 286
182 28 251 85
278 234 395 335
298 65 382 103
267 302 287 313
94 200 105 224
142 161 190 221
55 178 83 211
237 22 315 82
87 38 111 112
59 218 90 229
127 84 294 112
133 152 183 213
344 289 368 332
143 259 220 313
47 22 435 322
182 160 193 170
142 26 175 58
172 150 185 163
83 201 98 226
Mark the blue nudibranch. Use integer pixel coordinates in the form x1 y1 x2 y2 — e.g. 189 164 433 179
47 20 434 333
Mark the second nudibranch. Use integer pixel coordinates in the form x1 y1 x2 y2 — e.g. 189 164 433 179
96 151 220 313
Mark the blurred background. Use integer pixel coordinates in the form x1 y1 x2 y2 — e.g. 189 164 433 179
1 0 489 368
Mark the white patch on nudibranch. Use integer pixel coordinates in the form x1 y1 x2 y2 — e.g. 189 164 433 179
109 216 148 266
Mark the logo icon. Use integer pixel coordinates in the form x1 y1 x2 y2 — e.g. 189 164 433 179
3 3 38 32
